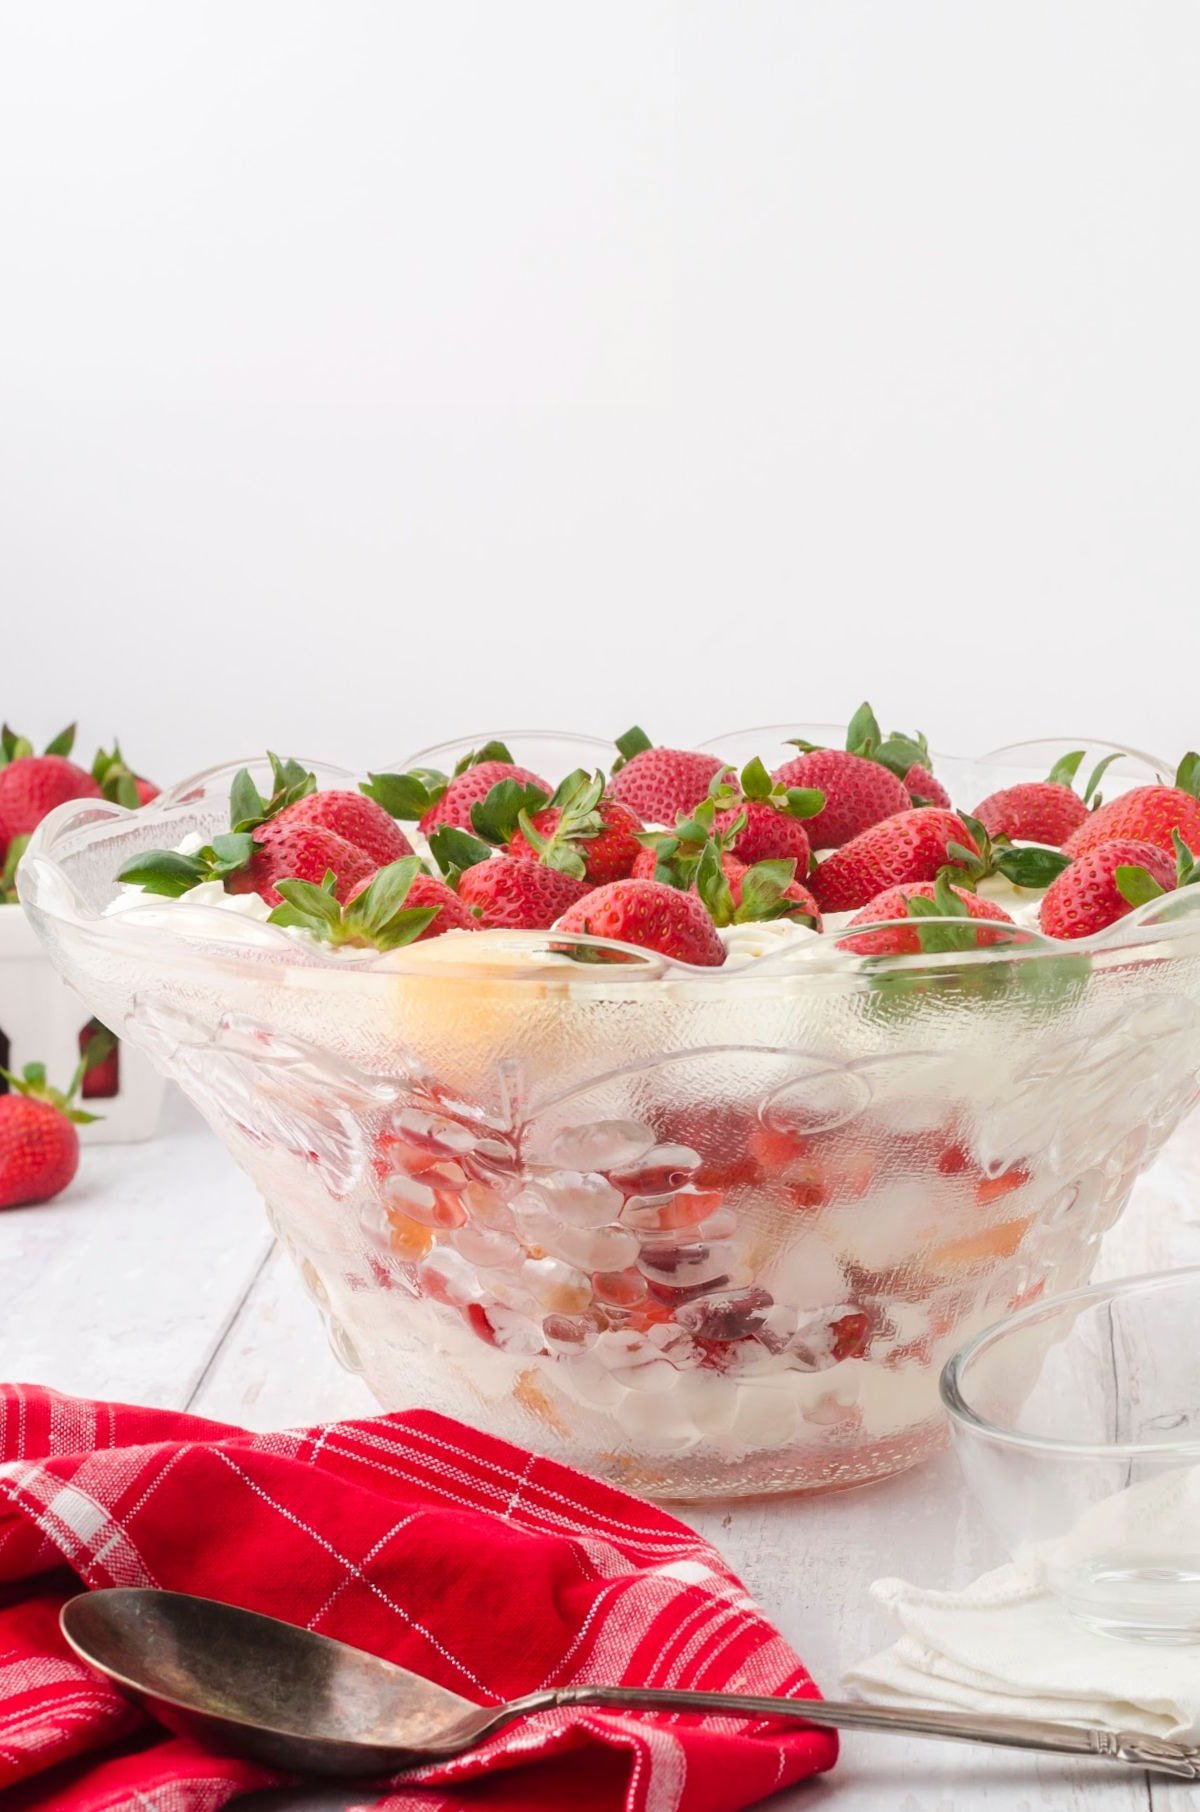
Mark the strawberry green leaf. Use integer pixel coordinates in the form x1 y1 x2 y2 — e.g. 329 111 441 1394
366 904 442 947
229 768 267 831
116 850 210 897
360 769 446 820
902 889 986 954
739 757 774 802
80 1025 117 1070
932 871 969 917
470 778 550 844
453 741 514 775
736 858 800 922
534 770 605 875
1175 751 1200 801
344 857 420 935
871 734 928 780
1047 749 1086 787
994 846 1073 888
264 753 317 814
207 832 257 878
845 701 882 754
427 825 495 877
784 737 822 753
706 767 741 806
1 833 30 902
272 878 348 931
613 725 653 769
1172 830 1200 888
1115 865 1166 908
782 787 824 820
271 858 440 950
1082 751 1125 809
0 725 33 764
944 840 984 877
694 839 735 926
44 723 76 758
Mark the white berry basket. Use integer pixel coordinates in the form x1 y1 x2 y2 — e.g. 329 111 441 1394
0 901 167 1143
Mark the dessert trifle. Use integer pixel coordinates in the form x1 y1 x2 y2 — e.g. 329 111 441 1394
20 711 1200 1498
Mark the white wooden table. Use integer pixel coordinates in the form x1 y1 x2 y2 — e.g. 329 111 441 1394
5 1089 1199 1812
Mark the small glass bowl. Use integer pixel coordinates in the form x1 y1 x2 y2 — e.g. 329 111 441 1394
942 1269 1200 1643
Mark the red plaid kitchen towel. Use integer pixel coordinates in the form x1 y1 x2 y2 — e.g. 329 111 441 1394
0 1386 835 1811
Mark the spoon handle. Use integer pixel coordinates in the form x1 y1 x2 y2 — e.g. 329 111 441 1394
518 1685 1200 1779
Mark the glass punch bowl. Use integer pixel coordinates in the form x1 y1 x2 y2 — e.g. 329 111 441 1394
19 730 1200 1501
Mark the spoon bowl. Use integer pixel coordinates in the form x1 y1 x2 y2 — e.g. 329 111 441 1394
60 1588 500 1777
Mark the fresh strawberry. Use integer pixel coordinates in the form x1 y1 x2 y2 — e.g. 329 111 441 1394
360 742 549 837
457 855 589 930
555 877 726 965
78 1021 119 1099
420 762 549 835
776 702 942 844
228 819 376 907
92 743 159 808
607 727 725 826
269 857 475 948
812 809 980 913
722 859 822 928
1062 756 1200 861
118 756 368 905
268 790 414 867
905 764 951 808
0 1058 99 1210
841 876 1016 956
713 796 814 865
973 748 1120 847
772 750 908 849
630 841 821 925
1039 838 1177 940
974 782 1088 847
507 770 642 883
0 723 101 846
708 757 823 868
631 812 821 928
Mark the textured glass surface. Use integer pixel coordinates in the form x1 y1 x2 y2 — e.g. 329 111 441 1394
19 749 1200 1499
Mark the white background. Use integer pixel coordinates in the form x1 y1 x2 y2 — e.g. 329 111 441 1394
2 2 1198 787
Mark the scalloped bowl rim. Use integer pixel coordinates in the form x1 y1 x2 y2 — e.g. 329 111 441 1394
19 736 1200 986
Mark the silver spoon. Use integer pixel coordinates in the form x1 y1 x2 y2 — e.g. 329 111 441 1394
59 1588 1200 1781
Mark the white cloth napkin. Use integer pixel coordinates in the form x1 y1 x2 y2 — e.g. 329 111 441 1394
845 1560 1200 1741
